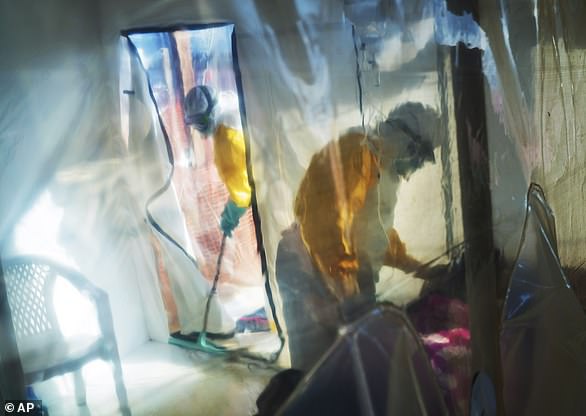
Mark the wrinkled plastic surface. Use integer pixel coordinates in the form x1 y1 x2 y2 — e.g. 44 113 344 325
124 33 237 336
278 305 448 416
127 27 264 338
500 184 586 415
1 0 586 414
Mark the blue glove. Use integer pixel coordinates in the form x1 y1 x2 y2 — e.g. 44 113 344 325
220 199 248 237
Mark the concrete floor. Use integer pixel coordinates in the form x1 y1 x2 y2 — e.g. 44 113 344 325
33 341 279 416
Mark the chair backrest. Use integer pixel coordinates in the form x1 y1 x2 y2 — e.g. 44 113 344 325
2 258 64 363
1 257 130 414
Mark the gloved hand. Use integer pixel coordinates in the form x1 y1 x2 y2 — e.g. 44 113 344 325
220 199 248 237
415 264 449 281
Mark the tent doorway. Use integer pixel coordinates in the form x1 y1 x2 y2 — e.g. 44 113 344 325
123 25 281 356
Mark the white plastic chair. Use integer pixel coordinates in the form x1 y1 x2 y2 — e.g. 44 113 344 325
1 256 131 415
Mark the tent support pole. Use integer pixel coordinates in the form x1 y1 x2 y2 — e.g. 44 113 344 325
446 0 504 413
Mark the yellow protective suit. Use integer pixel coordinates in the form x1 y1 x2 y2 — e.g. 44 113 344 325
294 131 423 300
212 123 251 208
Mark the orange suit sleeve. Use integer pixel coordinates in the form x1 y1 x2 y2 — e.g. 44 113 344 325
294 132 379 300
383 228 424 273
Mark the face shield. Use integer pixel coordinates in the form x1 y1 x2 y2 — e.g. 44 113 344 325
389 118 435 180
184 85 217 136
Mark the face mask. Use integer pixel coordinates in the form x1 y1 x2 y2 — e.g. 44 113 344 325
184 86 216 136
385 118 435 179
188 112 215 136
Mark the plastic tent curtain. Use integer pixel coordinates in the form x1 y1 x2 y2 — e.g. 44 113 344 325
2 0 586 414
106 0 459 364
479 0 586 267
122 35 235 336
278 305 449 416
0 1 167 356
500 184 586 415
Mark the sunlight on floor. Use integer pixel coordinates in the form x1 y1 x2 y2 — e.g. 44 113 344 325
33 342 277 416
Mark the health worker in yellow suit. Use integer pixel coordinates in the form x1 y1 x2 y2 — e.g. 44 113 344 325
277 102 444 370
294 102 442 302
183 85 251 237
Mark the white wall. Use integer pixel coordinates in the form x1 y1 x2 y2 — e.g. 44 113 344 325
0 0 152 355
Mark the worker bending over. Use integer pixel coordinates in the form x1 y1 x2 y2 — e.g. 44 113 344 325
278 102 443 370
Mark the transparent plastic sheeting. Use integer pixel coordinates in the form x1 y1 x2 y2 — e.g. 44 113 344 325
1 0 472 357
1 0 586 414
479 0 586 267
500 184 586 416
126 26 268 338
0 2 167 355
122 35 236 336
278 305 449 416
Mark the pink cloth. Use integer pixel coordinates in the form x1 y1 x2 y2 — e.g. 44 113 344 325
411 294 472 415
421 327 471 416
